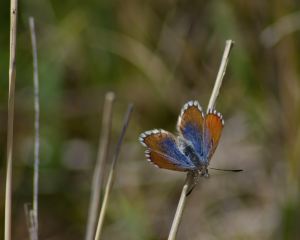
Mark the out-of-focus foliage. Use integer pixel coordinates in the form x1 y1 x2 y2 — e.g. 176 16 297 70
1 0 300 239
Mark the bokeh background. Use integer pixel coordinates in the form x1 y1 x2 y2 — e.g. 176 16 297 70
1 0 300 239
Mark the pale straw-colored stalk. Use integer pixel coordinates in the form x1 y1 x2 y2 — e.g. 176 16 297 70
94 104 134 240
85 92 115 240
168 40 234 240
4 1 18 239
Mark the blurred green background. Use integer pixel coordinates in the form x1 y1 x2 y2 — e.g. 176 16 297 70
1 0 300 239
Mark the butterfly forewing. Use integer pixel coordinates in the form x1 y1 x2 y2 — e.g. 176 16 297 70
139 129 195 171
203 110 224 161
177 100 205 158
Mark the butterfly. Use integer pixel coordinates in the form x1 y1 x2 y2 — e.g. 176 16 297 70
139 100 224 178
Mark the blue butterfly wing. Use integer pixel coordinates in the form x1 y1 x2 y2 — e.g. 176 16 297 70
139 129 196 171
177 101 205 159
203 109 224 161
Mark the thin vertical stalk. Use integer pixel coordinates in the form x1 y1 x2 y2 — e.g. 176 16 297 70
167 172 194 240
85 92 115 240
29 16 40 240
5 1 18 240
167 40 234 240
94 104 134 240
24 203 35 240
207 40 234 111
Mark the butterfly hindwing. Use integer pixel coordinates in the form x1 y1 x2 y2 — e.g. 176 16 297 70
203 109 224 161
144 149 186 171
139 129 195 171
177 100 205 158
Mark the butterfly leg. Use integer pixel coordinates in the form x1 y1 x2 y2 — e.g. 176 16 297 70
201 168 209 178
186 170 201 196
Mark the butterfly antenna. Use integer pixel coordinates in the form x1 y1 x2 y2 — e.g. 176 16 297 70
209 167 243 172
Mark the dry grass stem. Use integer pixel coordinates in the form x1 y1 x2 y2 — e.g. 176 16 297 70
168 40 234 240
94 104 134 240
5 1 18 239
24 16 40 240
207 40 234 111
85 92 115 240
167 172 194 240
24 203 36 240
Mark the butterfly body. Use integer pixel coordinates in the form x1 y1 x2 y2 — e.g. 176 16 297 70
139 100 224 177
177 137 208 175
